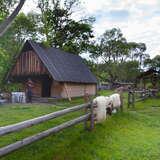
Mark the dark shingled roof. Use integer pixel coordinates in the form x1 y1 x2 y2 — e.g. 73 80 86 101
21 40 97 84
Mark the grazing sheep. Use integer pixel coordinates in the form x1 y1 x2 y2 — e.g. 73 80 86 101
106 93 122 114
93 96 110 123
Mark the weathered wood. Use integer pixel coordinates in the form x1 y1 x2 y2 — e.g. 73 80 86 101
90 102 95 130
0 103 91 136
83 94 91 130
64 83 71 101
0 114 90 157
11 51 48 76
132 92 135 107
128 89 156 107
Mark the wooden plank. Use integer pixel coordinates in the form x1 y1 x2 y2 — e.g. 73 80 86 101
64 83 71 101
29 51 31 73
0 113 90 157
90 102 95 130
10 50 49 76
0 103 91 136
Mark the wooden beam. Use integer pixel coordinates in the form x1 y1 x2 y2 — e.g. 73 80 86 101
90 102 95 130
0 103 91 136
64 83 71 101
0 114 90 157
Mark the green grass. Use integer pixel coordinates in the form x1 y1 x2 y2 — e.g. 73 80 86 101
0 91 160 160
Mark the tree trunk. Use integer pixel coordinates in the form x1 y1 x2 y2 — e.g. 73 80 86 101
0 0 26 37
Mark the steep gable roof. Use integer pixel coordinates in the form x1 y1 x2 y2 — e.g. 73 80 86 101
15 40 97 84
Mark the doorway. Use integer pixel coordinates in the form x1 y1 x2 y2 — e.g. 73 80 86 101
41 76 52 97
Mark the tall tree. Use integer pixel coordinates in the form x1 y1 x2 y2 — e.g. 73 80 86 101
0 12 37 54
133 43 148 68
94 28 129 63
0 0 26 37
37 0 94 54
144 55 160 72
90 28 147 83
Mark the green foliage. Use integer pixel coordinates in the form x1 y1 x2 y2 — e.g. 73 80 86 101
12 12 37 42
118 61 140 82
0 0 18 21
89 28 149 83
0 47 10 87
144 55 160 72
91 28 149 64
37 0 95 54
87 60 140 83
4 83 23 92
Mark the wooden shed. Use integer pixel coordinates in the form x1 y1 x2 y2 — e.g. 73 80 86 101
6 40 97 99
136 69 160 89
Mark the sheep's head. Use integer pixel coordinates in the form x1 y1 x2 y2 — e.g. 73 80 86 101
105 97 113 108
107 100 113 108
92 98 97 107
105 97 113 115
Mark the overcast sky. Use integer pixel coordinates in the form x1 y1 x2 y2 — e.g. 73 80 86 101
22 0 160 58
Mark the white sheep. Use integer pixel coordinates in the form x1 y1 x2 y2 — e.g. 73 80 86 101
106 93 123 114
93 96 110 123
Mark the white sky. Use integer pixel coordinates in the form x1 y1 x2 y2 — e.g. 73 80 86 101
22 0 160 58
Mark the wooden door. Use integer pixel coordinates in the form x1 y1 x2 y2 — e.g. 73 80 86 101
41 76 52 97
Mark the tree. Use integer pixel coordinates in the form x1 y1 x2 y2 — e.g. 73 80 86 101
0 0 26 37
0 12 37 55
37 0 95 54
12 12 37 42
133 43 149 68
144 55 160 72
90 28 147 83
92 28 129 63
0 47 10 87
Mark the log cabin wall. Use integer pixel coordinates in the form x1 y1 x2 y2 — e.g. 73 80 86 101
60 83 96 98
11 50 48 76
51 81 63 98
31 80 42 97
51 82 96 98
23 80 42 97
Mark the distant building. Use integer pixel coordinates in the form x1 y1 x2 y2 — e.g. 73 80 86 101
136 69 160 88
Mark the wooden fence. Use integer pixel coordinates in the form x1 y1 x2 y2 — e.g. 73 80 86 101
0 102 95 157
128 89 159 107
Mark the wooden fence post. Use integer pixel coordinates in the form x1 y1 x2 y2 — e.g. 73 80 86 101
90 102 95 131
128 90 135 108
119 92 123 111
128 91 131 108
132 91 135 108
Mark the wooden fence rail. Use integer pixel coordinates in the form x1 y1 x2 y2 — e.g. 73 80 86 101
128 89 159 107
0 103 90 136
0 102 94 157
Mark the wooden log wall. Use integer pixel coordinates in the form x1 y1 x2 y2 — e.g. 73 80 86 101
11 51 48 76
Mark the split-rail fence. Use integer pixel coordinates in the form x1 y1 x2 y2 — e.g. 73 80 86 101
0 102 95 157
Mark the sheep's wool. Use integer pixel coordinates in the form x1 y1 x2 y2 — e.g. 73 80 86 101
109 93 121 109
93 96 109 123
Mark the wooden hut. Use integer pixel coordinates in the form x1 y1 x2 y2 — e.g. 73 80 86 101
6 41 97 100
136 69 160 89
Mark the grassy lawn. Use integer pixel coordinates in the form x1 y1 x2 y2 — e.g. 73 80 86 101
0 90 160 160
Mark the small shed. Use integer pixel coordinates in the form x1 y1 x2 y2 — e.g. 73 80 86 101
6 40 97 99
136 69 160 89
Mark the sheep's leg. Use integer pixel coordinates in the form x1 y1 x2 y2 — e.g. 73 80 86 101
106 107 112 115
